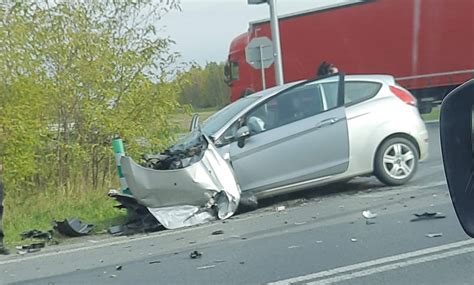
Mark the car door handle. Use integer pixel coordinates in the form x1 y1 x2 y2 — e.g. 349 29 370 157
316 118 339 129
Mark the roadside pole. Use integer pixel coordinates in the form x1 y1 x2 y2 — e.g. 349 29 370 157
268 0 284 85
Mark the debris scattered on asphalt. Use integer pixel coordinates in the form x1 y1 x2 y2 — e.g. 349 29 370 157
197 265 215 270
211 230 224 235
0 247 10 255
190 250 202 259
149 261 161 264
410 212 446 222
276 206 286 212
53 218 94 237
425 233 443 238
108 225 125 236
116 265 122 271
15 242 45 254
362 210 377 219
351 238 358 242
288 245 301 249
238 192 259 212
21 229 53 241
16 242 45 250
108 193 163 236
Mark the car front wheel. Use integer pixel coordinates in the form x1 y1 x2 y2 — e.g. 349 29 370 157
374 137 418 186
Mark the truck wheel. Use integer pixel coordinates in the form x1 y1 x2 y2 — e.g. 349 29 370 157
374 137 418 186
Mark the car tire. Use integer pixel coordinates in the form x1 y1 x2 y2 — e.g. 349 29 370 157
374 137 419 186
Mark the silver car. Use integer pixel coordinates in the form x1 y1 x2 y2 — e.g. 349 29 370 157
200 73 429 199
120 73 429 228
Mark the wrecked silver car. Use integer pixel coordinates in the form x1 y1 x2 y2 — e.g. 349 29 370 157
119 133 240 230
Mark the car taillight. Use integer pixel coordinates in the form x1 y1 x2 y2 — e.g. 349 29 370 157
389 86 417 107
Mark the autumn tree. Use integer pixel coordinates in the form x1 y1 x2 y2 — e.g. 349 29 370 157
0 0 185 194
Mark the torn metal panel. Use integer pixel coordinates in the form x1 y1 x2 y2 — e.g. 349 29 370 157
120 135 240 229
147 206 215 229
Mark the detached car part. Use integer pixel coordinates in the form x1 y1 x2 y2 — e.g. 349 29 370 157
53 218 94 237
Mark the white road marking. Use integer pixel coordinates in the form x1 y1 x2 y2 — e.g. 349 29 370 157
268 239 474 285
309 245 474 285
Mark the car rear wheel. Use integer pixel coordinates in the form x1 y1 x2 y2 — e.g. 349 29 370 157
374 137 418 186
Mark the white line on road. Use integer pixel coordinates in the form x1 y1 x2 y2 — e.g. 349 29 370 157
309 245 474 285
268 239 474 285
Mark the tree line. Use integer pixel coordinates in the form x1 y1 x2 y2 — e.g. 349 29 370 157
176 62 230 110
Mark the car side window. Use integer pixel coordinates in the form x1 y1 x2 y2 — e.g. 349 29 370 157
245 82 325 134
344 82 381 106
321 81 381 107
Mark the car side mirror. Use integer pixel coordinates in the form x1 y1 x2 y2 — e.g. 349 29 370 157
440 79 474 237
235 126 250 148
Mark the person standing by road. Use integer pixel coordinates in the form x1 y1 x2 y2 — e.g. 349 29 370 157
0 163 8 255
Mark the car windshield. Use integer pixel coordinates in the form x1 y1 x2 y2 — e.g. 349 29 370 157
200 96 258 137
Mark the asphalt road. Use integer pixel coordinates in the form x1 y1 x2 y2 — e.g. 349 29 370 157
2 122 472 285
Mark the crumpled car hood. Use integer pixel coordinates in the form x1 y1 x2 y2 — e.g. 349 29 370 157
120 135 240 229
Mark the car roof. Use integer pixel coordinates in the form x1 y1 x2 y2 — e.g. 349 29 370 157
249 74 394 101
246 81 302 99
344 74 395 85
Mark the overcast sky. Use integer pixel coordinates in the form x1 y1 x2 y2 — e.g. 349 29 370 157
159 0 350 65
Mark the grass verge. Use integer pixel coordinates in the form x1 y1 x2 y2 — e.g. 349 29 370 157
3 107 220 246
3 187 126 246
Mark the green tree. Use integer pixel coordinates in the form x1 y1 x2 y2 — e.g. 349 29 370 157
0 0 184 194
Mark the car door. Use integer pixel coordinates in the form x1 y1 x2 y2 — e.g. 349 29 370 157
229 74 350 193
